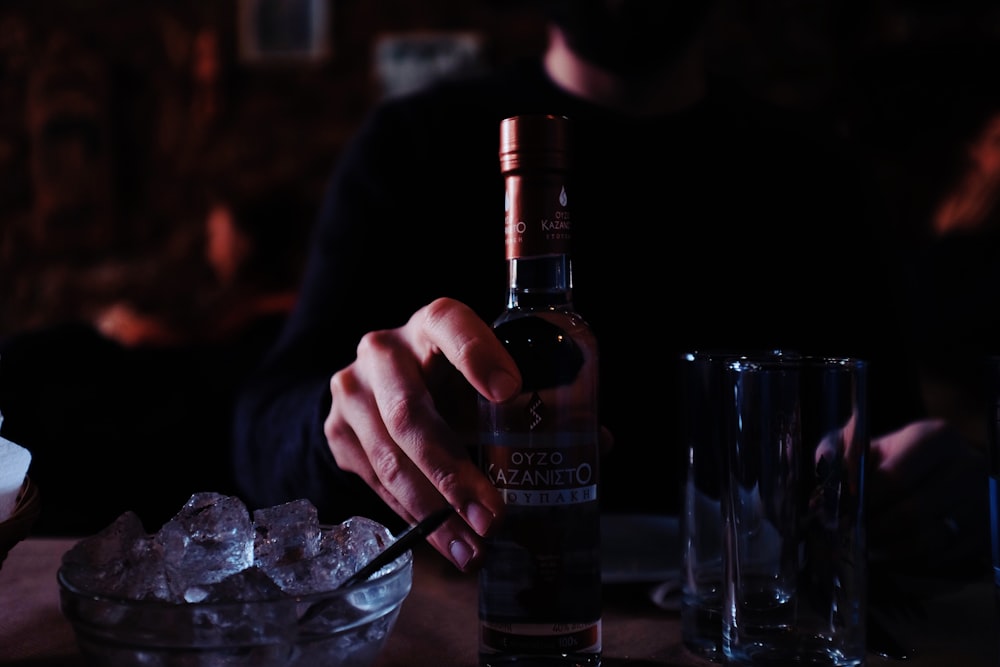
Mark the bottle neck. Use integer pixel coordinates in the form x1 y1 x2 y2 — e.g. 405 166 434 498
500 114 574 313
506 253 573 310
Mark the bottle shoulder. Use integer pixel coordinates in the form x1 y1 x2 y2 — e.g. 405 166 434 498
491 308 597 393
492 307 595 338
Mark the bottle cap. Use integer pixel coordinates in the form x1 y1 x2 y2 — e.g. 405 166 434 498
499 114 570 173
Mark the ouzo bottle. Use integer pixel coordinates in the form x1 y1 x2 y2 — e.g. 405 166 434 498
478 114 602 667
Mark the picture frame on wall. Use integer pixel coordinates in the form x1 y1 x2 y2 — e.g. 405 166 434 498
373 31 486 100
238 0 331 64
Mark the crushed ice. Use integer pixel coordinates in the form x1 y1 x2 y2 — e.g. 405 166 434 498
60 492 396 603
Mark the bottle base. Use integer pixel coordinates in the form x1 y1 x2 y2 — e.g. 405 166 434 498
479 653 602 667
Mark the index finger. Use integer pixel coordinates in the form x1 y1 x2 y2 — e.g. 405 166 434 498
405 297 521 403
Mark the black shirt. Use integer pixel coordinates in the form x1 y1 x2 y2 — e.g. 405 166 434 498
232 58 924 526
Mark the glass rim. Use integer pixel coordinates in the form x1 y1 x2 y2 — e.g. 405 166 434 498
681 349 798 363
727 355 867 372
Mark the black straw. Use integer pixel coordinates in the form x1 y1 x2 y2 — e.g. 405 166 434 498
338 506 455 589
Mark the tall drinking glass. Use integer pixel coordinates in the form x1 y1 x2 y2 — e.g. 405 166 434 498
678 349 794 661
722 356 868 667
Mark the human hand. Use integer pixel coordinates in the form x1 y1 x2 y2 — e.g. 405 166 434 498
868 418 989 576
323 297 521 572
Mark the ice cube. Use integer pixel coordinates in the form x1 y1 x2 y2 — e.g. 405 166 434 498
253 498 323 568
201 565 284 603
155 492 254 602
302 516 396 594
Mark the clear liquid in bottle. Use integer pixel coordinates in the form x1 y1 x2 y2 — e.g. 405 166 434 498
478 114 602 667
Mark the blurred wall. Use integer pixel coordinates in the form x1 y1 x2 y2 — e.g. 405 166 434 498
3 0 1000 337
0 0 548 336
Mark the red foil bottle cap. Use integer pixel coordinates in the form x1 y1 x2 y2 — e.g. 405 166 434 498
499 114 570 173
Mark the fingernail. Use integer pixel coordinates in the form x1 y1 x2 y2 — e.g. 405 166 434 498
489 370 520 401
464 501 494 536
450 539 474 570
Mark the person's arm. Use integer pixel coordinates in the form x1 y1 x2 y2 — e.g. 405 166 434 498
231 107 414 530
230 96 519 571
868 418 989 575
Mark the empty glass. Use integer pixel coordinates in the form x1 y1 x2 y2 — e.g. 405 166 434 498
678 349 794 661
722 356 868 667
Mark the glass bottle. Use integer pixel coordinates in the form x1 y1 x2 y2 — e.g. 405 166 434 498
478 114 602 667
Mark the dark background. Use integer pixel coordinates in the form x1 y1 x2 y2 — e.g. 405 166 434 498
1 0 999 336
4 0 1000 534
0 0 550 334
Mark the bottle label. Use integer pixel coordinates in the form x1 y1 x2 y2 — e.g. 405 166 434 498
479 434 602 647
505 175 571 259
485 442 598 506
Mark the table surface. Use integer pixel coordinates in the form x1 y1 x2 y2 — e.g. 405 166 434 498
1 536 998 666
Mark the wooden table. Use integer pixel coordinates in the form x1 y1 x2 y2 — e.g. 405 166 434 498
1 537 997 666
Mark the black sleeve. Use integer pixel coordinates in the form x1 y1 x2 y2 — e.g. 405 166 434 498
230 103 422 532
228 64 529 527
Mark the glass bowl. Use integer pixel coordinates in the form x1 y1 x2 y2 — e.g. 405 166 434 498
0 476 40 570
59 546 411 667
57 500 414 667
